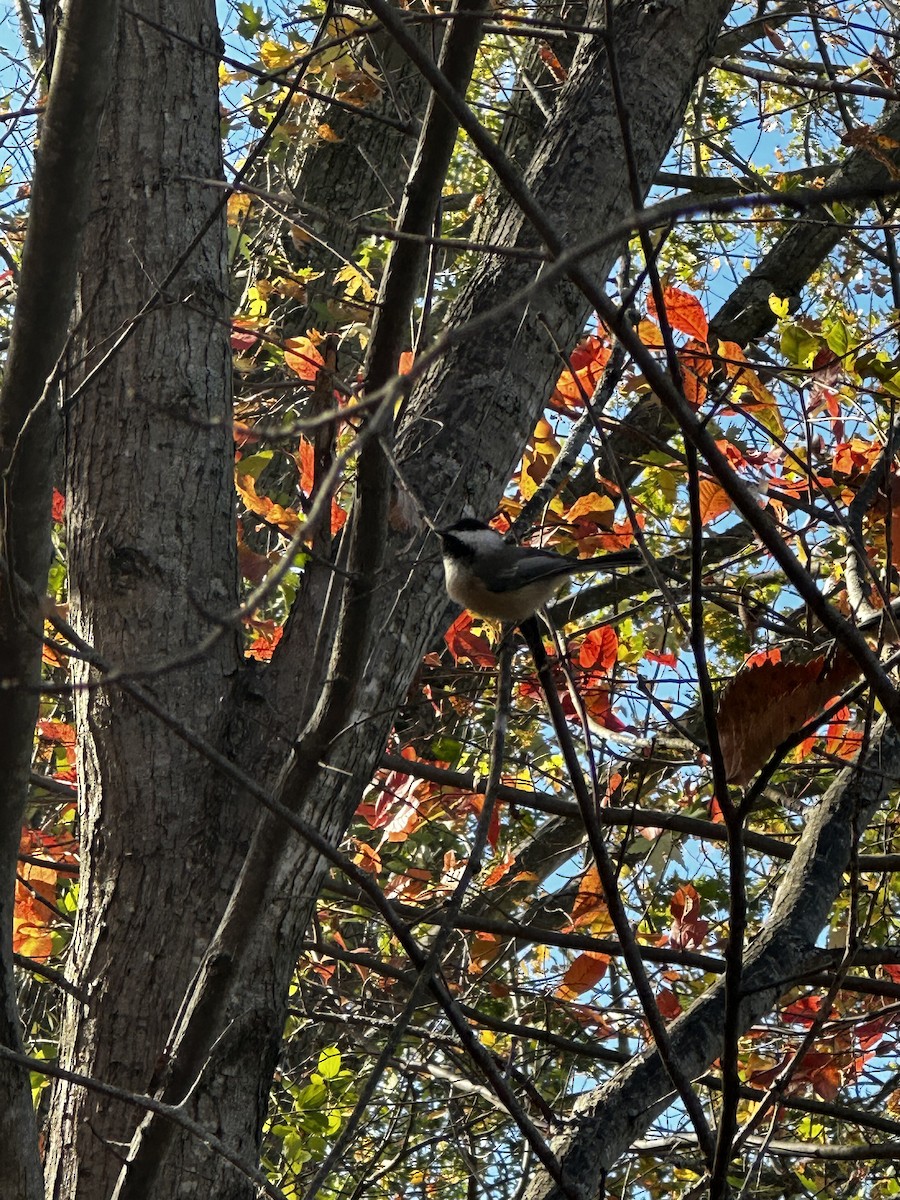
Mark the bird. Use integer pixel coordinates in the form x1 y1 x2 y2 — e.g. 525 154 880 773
438 518 641 624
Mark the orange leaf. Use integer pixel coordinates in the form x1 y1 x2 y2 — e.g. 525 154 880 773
235 472 302 535
648 286 709 341
468 931 501 974
483 853 517 889
245 622 283 661
551 336 610 411
284 334 325 381
555 951 610 1000
578 626 618 672
679 338 713 407
565 865 613 934
698 479 731 525
351 840 382 875
565 491 615 528
716 340 785 437
538 42 567 82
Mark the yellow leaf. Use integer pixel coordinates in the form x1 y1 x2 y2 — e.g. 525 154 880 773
227 193 251 226
259 40 296 71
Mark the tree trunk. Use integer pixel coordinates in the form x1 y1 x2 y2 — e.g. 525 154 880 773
0 0 118 1195
43 3 243 1196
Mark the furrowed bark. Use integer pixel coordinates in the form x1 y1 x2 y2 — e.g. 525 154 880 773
43 3 244 1197
0 1 117 1195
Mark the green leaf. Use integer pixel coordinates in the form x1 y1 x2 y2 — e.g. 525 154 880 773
318 1046 341 1079
296 1080 327 1110
780 324 819 368
236 3 265 37
235 451 273 479
824 320 850 357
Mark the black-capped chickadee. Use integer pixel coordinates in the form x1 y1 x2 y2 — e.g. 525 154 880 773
438 518 641 624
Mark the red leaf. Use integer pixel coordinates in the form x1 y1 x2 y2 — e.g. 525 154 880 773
647 286 709 341
578 626 618 672
644 649 677 667
230 323 260 354
669 884 709 950
444 612 496 667
655 987 682 1021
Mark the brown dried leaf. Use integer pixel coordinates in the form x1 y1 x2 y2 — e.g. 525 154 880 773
718 650 861 785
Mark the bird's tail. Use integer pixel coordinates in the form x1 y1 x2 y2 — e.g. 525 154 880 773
582 548 642 570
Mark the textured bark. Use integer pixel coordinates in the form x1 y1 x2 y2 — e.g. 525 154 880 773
396 0 735 520
284 3 430 296
710 99 900 345
43 3 244 1197
0 1 118 1195
522 719 900 1200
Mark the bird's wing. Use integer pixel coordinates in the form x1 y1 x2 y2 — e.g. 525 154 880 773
487 548 577 591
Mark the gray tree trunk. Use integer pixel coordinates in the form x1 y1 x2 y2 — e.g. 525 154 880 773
43 3 244 1196
0 0 118 1196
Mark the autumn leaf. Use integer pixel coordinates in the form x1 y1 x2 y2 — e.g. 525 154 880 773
551 336 610 411
538 42 567 82
482 853 517 889
237 535 273 585
259 39 296 70
655 987 682 1021
245 622 284 661
647 286 709 341
669 884 709 950
226 192 252 226
235 472 302 536
565 491 615 529
13 892 53 959
444 612 496 667
555 951 610 1000
582 688 628 732
351 840 382 875
284 334 325 381
578 625 618 672
698 479 731 525
718 650 862 785
468 930 502 975
717 340 786 437
644 649 678 667
679 338 713 407
564 865 614 934
231 320 261 354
